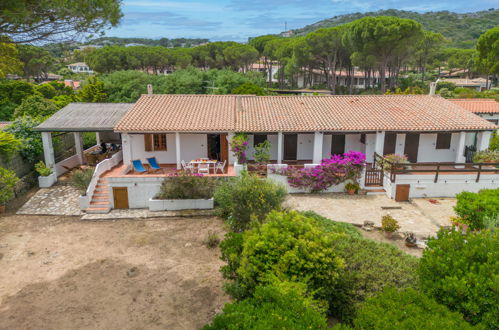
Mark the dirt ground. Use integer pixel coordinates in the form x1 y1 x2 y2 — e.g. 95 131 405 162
0 215 229 330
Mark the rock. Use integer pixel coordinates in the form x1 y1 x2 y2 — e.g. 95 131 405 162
184 243 192 247
127 267 139 278
416 241 428 249
361 220 375 231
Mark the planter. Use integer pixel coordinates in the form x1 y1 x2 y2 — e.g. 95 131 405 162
383 231 394 239
0 205 5 214
79 195 90 210
38 172 57 188
346 189 356 195
149 198 214 212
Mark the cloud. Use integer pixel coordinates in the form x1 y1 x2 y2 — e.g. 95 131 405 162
122 11 221 29
124 0 223 12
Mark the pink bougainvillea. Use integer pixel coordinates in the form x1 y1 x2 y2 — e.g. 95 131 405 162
274 151 366 192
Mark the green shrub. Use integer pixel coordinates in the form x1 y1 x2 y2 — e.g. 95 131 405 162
34 161 52 176
0 167 19 205
5 116 44 162
204 230 220 249
490 131 499 151
70 168 94 195
253 140 271 164
381 215 400 233
203 281 328 330
330 235 419 322
353 288 474 329
454 188 499 230
298 211 362 238
231 211 345 311
473 149 499 163
419 228 498 327
0 131 21 161
13 95 58 119
156 172 217 199
214 172 287 231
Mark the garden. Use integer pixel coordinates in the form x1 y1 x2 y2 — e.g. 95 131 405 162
202 172 498 329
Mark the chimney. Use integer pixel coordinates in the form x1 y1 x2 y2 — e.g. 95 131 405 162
429 82 437 96
147 84 153 95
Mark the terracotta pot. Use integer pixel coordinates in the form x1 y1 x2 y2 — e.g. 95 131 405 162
383 231 393 239
0 205 5 214
347 189 356 195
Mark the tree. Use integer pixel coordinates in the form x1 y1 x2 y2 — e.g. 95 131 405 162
78 77 107 102
18 45 55 80
13 95 58 118
0 42 22 78
1 0 122 43
223 44 259 72
249 35 280 86
476 27 499 76
345 17 424 93
415 31 446 82
5 116 44 162
232 82 266 95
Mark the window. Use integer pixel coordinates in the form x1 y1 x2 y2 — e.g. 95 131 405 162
436 133 451 149
360 134 366 144
253 134 267 147
144 134 167 151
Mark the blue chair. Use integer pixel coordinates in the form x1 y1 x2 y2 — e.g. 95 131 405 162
132 159 147 174
146 157 163 173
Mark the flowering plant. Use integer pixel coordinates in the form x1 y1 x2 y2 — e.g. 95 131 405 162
273 151 366 192
230 133 249 164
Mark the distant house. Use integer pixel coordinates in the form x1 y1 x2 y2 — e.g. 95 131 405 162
441 78 489 91
63 80 82 90
67 62 93 74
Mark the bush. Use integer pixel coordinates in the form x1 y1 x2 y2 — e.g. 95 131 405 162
298 211 362 238
230 211 345 311
381 215 400 233
0 167 19 205
419 228 498 327
330 235 419 321
0 131 21 161
34 161 52 176
213 172 287 231
353 288 474 329
378 154 410 171
5 116 44 162
70 168 94 195
490 131 499 151
253 140 271 164
13 95 58 119
473 149 499 163
454 188 499 230
203 281 328 330
155 172 217 199
204 230 220 248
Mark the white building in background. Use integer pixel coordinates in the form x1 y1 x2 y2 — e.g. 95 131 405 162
67 62 93 74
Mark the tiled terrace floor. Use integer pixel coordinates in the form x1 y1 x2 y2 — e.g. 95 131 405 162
102 163 235 178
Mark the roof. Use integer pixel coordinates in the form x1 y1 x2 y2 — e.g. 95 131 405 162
67 62 88 67
441 78 487 87
115 95 236 132
449 98 499 114
115 94 497 133
36 103 132 132
0 121 12 130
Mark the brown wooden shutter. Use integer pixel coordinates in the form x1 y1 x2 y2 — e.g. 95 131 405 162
144 134 152 151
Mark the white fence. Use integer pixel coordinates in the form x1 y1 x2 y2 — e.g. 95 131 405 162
79 151 123 210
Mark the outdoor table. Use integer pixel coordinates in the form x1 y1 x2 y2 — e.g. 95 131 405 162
189 160 217 173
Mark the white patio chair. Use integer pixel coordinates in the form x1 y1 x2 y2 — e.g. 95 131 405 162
198 162 210 174
181 160 195 173
215 160 226 174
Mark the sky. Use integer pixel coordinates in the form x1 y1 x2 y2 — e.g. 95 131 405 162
105 0 498 42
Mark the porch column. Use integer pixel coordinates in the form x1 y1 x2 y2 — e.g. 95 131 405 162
175 132 181 169
476 131 492 151
455 131 466 166
73 132 84 165
374 131 385 156
277 132 283 164
41 132 56 174
95 132 101 145
227 132 236 165
121 133 132 164
312 131 323 164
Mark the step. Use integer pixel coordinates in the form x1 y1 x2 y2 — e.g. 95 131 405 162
90 201 110 206
85 207 111 214
364 185 384 190
92 195 109 201
93 190 108 196
366 189 386 195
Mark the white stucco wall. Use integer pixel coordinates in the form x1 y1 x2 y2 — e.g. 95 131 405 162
384 173 499 199
416 133 461 162
322 134 366 160
108 176 163 208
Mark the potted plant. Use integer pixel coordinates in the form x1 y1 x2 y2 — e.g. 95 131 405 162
35 161 57 188
378 154 410 172
0 167 19 213
473 150 499 169
381 215 400 238
345 181 360 195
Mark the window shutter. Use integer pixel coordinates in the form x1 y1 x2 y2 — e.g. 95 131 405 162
144 134 152 151
436 133 451 149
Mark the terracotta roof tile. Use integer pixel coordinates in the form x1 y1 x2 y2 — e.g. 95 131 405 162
115 94 497 133
115 94 236 132
449 98 499 114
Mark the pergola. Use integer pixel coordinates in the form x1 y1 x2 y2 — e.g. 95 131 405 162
35 103 132 175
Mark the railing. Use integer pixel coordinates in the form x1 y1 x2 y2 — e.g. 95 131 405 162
464 145 477 163
79 151 123 210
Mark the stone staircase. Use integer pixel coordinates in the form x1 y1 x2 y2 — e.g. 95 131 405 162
86 177 111 214
365 185 386 196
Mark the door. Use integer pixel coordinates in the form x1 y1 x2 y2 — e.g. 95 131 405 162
404 133 420 163
395 184 410 202
283 134 297 161
331 134 346 155
383 133 397 155
220 133 228 166
113 187 129 209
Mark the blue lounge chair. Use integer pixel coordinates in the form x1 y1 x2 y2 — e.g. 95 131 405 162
132 159 147 174
146 157 163 173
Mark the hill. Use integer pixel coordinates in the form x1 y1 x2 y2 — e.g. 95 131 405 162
84 37 209 48
292 9 499 48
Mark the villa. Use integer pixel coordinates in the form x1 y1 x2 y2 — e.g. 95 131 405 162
35 90 498 213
